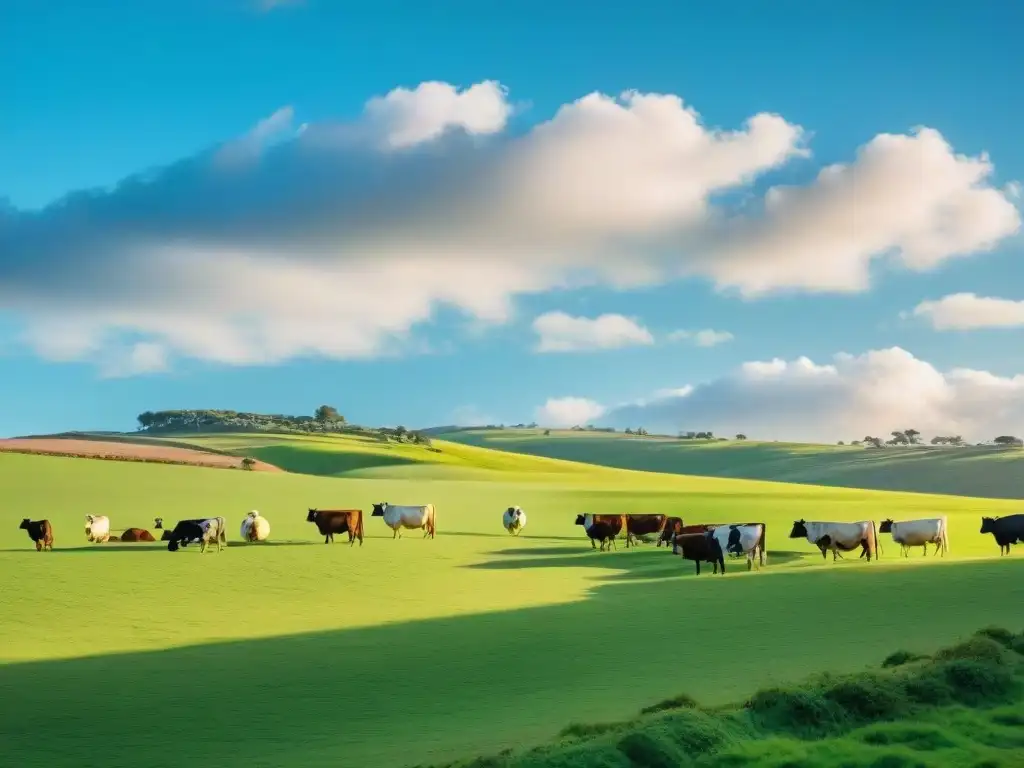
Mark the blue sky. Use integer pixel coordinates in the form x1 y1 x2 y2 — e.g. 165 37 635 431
2 0 1023 441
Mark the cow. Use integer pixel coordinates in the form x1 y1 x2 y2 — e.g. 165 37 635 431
711 523 766 570
84 514 110 544
19 519 54 551
658 517 699 548
502 506 527 536
879 517 949 557
980 514 1024 556
574 514 626 551
240 510 271 542
155 517 204 545
118 528 156 542
167 517 226 553
306 508 364 545
671 531 725 575
371 503 436 539
624 514 668 548
789 520 881 562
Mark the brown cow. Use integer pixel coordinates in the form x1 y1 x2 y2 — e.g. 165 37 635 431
307 508 364 545
659 519 717 547
671 531 725 575
119 528 156 542
20 518 54 551
574 514 626 551
624 514 669 548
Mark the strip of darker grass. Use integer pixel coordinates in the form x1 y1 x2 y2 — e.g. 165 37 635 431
422 627 1024 768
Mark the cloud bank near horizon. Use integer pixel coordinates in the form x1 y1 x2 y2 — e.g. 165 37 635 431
2 79 1020 376
533 347 1024 443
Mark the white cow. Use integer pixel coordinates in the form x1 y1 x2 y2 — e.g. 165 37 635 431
790 519 881 562
710 523 766 570
85 514 110 544
880 517 948 557
240 510 271 542
502 506 527 536
371 502 436 539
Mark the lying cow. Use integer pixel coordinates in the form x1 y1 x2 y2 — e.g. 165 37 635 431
20 518 54 551
166 517 226 553
575 514 625 551
85 514 110 544
671 531 725 575
241 510 271 543
711 523 766 570
980 514 1024 556
790 520 881 562
502 506 527 536
307 508 363 545
118 528 156 542
879 517 948 557
372 503 436 539
624 514 668 548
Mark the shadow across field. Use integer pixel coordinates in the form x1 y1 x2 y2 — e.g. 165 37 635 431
1 557 1022 768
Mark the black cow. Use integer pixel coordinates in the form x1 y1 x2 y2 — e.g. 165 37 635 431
164 519 216 552
980 514 1024 556
671 531 725 575
19 518 54 551
155 517 204 545
307 508 364 545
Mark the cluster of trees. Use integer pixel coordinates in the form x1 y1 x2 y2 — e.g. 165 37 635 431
852 429 1021 449
679 431 718 440
135 406 432 447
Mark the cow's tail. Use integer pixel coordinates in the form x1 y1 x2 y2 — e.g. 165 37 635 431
941 516 949 555
219 516 227 546
429 505 436 539
871 520 881 559
760 524 767 566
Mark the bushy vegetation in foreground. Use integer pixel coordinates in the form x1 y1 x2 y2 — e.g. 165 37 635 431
427 628 1024 768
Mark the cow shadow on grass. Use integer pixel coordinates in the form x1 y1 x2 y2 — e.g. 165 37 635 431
466 544 809 583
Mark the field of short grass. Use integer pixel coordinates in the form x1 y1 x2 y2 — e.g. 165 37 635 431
2 450 1023 768
441 428 1024 499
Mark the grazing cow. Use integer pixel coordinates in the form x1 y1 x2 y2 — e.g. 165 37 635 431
371 503 436 539
574 514 626 551
879 517 949 557
19 518 54 551
980 514 1024 556
306 508 364 545
711 523 766 570
84 514 110 544
155 517 204 545
119 528 156 542
502 506 527 536
624 514 668 548
167 517 226 553
671 531 725 575
240 510 271 543
789 520 881 562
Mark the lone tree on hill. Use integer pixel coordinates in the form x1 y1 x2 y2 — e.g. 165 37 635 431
314 405 342 423
735 434 747 440
863 436 884 448
993 435 1023 447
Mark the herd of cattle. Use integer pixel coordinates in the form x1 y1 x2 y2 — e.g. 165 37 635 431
15 506 1024 569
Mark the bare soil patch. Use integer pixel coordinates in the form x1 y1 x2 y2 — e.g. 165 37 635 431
0 438 282 472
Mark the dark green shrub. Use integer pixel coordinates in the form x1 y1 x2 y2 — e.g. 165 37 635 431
881 650 927 669
640 693 698 715
823 677 908 722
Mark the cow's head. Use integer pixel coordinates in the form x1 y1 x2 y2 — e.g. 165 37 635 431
154 517 164 530
574 514 585 526
306 509 319 523
878 519 894 533
789 520 808 539
167 538 181 552
19 518 30 530
980 516 998 534
372 503 387 517
247 510 259 519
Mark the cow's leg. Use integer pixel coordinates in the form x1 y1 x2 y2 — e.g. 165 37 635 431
746 554 753 571
695 560 701 575
35 539 42 552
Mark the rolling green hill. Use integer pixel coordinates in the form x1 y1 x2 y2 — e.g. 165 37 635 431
2 448 1023 768
438 428 1024 499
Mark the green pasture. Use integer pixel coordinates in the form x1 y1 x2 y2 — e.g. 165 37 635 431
2 449 1023 768
441 428 1024 499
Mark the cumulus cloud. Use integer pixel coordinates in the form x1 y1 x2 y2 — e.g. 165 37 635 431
910 293 1024 330
535 397 607 428
533 311 654 352
561 347 1024 443
668 328 734 347
1 79 1019 375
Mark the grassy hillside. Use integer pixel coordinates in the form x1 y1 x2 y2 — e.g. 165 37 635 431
432 628 1024 767
3 450 1023 767
440 428 1024 499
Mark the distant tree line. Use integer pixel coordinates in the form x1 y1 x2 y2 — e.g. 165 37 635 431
136 406 433 447
854 428 1021 449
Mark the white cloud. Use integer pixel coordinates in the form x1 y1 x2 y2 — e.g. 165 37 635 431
668 328 734 347
911 293 1024 330
533 311 654 352
588 347 1024 442
535 397 607 428
1 80 1019 376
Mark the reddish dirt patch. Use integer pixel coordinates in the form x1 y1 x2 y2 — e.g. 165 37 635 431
0 438 282 472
